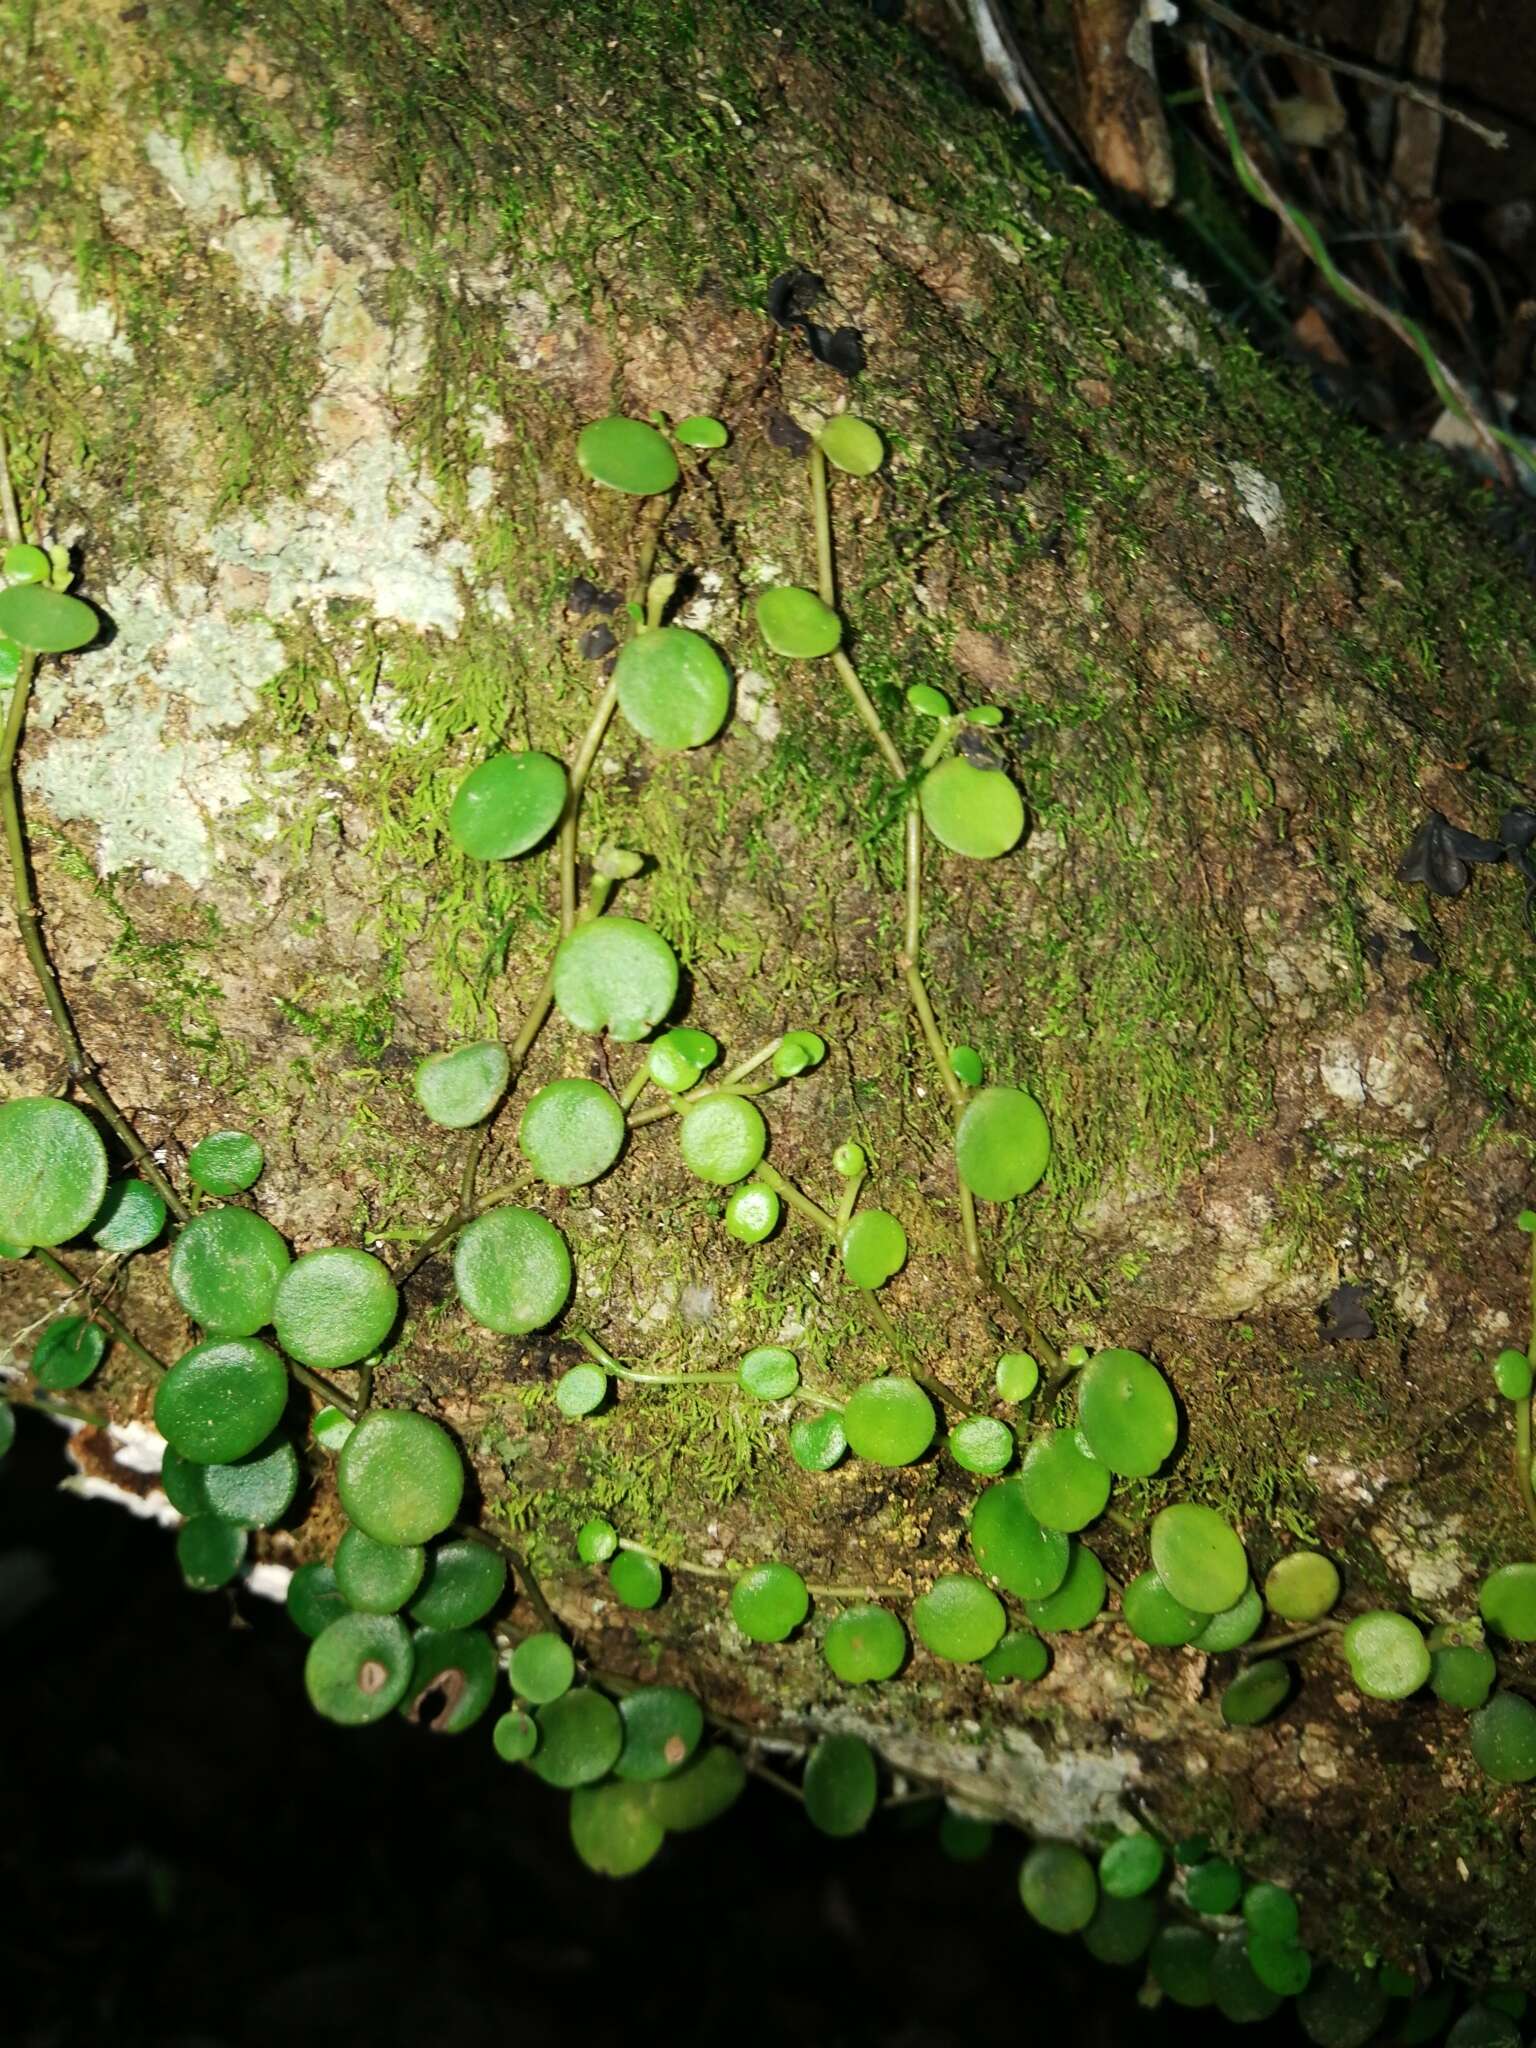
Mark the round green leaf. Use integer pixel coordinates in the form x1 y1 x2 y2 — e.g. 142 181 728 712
1447 2010 1523 2048
510 1631 576 1705
615 625 731 750
1100 1832 1166 1899
1221 1658 1294 1726
823 1603 906 1684
772 1028 826 1078
0 1096 108 1247
187 1130 263 1196
312 1405 354 1452
737 1346 799 1400
518 1078 626 1186
840 1208 906 1289
1469 1691 1536 1783
160 1442 209 1516
155 1337 289 1465
287 1561 348 1638
1083 1893 1161 1967
1296 1967 1390 2048
842 1375 935 1466
0 580 97 651
1023 1540 1106 1632
91 1176 167 1253
337 1408 464 1547
1121 1567 1209 1647
177 1514 247 1590
919 756 1024 859
648 1745 746 1832
1020 1843 1098 1934
1429 1637 1496 1710
570 1780 666 1877
1151 1503 1249 1614
577 417 680 496
1185 1856 1242 1916
1492 1348 1533 1399
803 1733 878 1837
725 1181 779 1243
994 1351 1038 1402
413 1042 510 1129
529 1687 624 1786
818 415 884 475
833 1141 866 1177
949 1044 983 1086
1076 1347 1177 1477
614 1684 703 1780
33 1316 106 1390
553 916 679 1041
335 1525 425 1612
939 1811 994 1863
556 1364 607 1417
678 1094 766 1185
409 1538 506 1630
948 1415 1014 1475
1479 1562 1536 1641
305 1611 413 1724
979 1627 1050 1683
953 1086 1049 1202
913 1574 1005 1661
577 1516 618 1565
969 1476 1070 1601
1212 1936 1285 2024
790 1410 847 1470
967 704 1004 727
1151 1925 1218 2007
274 1248 398 1370
170 1207 291 1337
675 414 728 449
609 1550 664 1610
754 585 842 659
646 1027 718 1093
1248 1937 1313 1997
454 1206 572 1334
1193 1581 1264 1653
907 683 952 717
448 750 567 861
731 1561 809 1643
492 1709 539 1763
3 542 49 583
400 1626 498 1733
1019 1429 1111 1532
1342 1611 1430 1699
202 1433 299 1529
1242 1883 1299 1943
1264 1551 1341 1623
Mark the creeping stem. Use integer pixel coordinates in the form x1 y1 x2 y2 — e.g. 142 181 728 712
1518 1229 1536 1534
0 648 188 1223
32 1248 169 1375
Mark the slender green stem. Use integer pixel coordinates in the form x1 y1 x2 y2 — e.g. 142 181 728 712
0 421 22 545
357 1361 374 1414
1518 1227 1536 1534
755 1162 839 1240
835 1169 865 1230
458 1521 559 1633
287 1360 359 1420
618 1537 731 1582
721 1038 784 1086
809 443 836 608
3 1382 109 1427
32 1248 168 1373
458 1125 486 1211
903 798 922 962
830 650 907 782
558 678 618 935
613 1365 738 1388
627 1078 777 1130
1237 1620 1343 1660
618 1061 650 1112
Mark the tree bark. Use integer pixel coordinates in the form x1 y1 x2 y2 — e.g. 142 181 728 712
3 0 1534 1989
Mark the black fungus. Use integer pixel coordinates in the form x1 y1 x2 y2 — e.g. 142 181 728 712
1396 811 1505 898
579 625 617 661
1320 1284 1375 1343
766 410 813 456
764 269 865 378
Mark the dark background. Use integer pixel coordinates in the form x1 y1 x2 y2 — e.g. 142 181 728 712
0 1411 1299 2048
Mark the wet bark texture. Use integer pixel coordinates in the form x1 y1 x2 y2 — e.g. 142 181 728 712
3 0 1535 1986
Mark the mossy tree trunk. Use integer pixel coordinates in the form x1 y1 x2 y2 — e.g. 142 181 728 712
3 0 1534 1986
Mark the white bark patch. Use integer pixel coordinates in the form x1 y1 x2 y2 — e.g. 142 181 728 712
1227 462 1285 542
9 256 133 360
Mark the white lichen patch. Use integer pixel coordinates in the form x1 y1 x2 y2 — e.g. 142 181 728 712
1227 462 1285 542
1370 1498 1474 1608
864 1718 1139 1842
26 573 286 884
9 255 133 361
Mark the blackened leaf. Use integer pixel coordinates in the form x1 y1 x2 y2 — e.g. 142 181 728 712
1320 1284 1375 1343
567 578 619 617
766 268 824 327
1500 806 1536 853
807 323 865 377
957 729 1006 771
1398 812 1476 898
1403 929 1439 966
580 625 617 661
1440 821 1505 864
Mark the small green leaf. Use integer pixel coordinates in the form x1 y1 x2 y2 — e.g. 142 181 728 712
1150 1503 1249 1613
1192 1582 1264 1652
823 1603 906 1684
336 1409 464 1547
969 1476 1070 1601
771 1028 825 1077
912 1574 1006 1661
754 585 841 659
1220 1657 1293 1726
919 756 1024 859
647 1026 718 1093
553 916 679 1041
678 1094 767 1185
1022 1540 1106 1632
614 1684 703 1779
492 1709 539 1763
570 1779 667 1876
1019 1428 1111 1532
186 1130 264 1196
615 625 731 750
169 1207 291 1337
1099 1832 1166 1900
448 750 567 861
32 1316 106 1390
577 1516 618 1565
1469 1691 1536 1783
842 1374 935 1465
1492 1347 1533 1399
608 1550 664 1610
978 1627 1050 1684
674 414 728 449
840 1208 907 1289
409 1538 506 1629
730 1561 808 1643
90 1176 167 1253
274 1247 398 1371
576 417 680 496
177 1514 248 1591
1480 1561 1536 1641
948 1044 983 1087
994 1351 1038 1402
413 1042 510 1129
518 1078 626 1186
313 1405 353 1452
906 683 951 718
1263 1551 1341 1623
737 1346 799 1400
0 580 97 651
509 1631 576 1705
1075 1348 1176 1478
1120 1568 1209 1647
789 1410 847 1470
454 1206 572 1334
530 1688 624 1786
832 1141 866 1177
947 1415 1014 1475
335 1524 425 1612
155 1337 289 1465
0 1096 108 1249
803 1733 878 1837
287 1561 348 1638
1341 1610 1430 1699
400 1625 498 1733
817 415 884 475
201 1433 300 1529
724 1181 779 1243
954 1085 1050 1202
1020 1843 1098 1934
556 1364 608 1418
3 542 50 584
